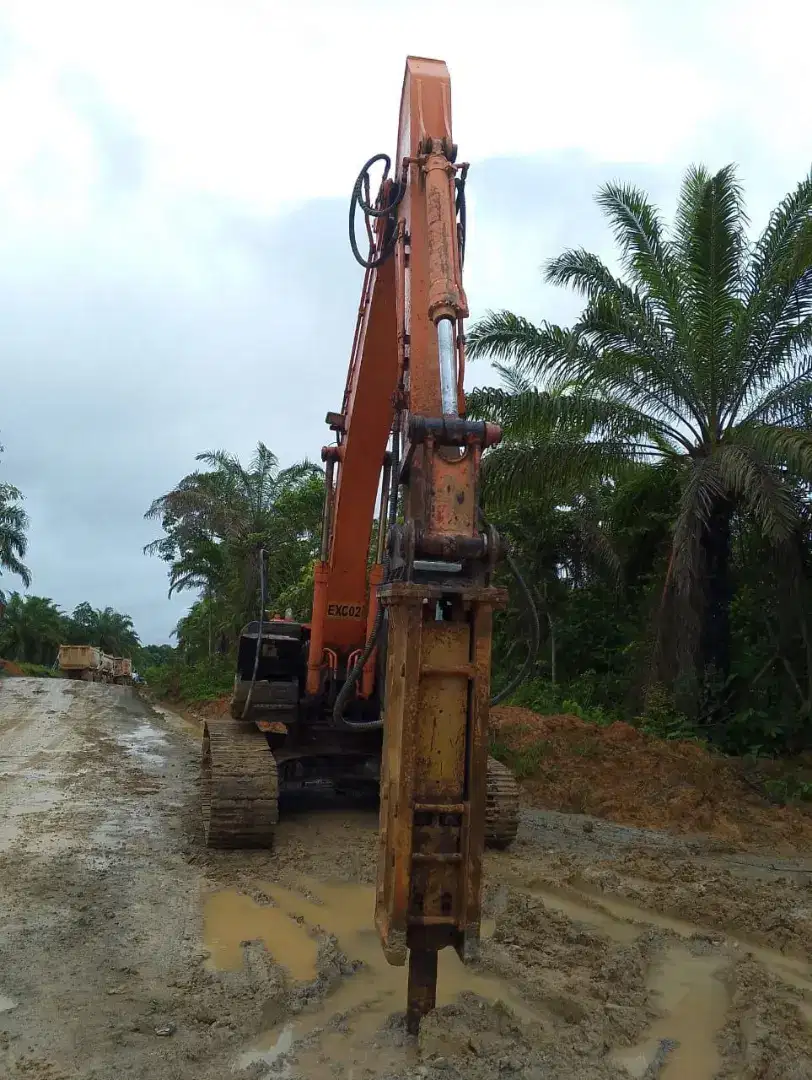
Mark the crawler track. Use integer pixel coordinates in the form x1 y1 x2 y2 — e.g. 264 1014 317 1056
484 756 520 850
201 718 279 848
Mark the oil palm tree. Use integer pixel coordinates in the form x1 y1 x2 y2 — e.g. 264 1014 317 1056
468 165 812 719
0 480 31 602
0 593 63 665
145 444 322 640
68 602 139 655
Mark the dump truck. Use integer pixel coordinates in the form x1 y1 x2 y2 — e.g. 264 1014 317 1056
57 646 129 684
111 657 133 685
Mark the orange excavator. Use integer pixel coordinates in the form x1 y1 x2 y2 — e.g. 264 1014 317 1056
201 56 521 1032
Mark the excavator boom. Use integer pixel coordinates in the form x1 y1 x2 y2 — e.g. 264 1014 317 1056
203 56 517 1035
314 57 508 1030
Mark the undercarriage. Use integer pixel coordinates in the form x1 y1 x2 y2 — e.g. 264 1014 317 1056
202 710 519 851
201 615 519 851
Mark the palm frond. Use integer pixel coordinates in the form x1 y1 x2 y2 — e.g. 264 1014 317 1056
466 311 577 379
733 421 812 483
725 171 812 423
672 165 747 431
714 441 799 543
593 181 693 350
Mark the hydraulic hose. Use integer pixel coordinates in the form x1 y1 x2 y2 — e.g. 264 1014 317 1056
241 548 267 721
332 602 387 730
349 154 405 270
332 427 401 730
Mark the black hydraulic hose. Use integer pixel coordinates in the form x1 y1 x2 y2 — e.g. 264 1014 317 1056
455 167 467 269
349 153 405 270
332 602 387 730
332 427 400 730
241 548 267 721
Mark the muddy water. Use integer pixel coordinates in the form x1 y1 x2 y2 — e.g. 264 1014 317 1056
203 891 319 979
203 873 812 1080
115 721 167 766
612 949 728 1078
533 880 812 993
528 881 812 1079
205 879 533 1077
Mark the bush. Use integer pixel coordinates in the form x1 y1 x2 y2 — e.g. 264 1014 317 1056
143 656 234 703
17 662 58 678
504 677 619 728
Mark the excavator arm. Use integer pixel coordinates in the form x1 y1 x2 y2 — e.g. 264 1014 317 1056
309 57 509 1031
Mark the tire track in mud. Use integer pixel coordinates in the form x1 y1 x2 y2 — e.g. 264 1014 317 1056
0 679 810 1080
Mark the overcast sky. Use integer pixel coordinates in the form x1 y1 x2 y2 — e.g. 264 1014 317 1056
1 0 811 643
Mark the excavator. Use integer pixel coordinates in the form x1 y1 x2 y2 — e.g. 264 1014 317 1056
201 56 521 1033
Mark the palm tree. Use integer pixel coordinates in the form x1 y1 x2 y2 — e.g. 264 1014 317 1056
0 594 64 665
145 444 323 643
0 480 31 603
468 164 812 721
68 602 139 655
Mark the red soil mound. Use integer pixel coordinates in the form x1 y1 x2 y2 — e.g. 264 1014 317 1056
491 705 812 852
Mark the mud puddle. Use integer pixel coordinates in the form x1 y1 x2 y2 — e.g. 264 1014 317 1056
612 948 728 1078
116 721 167 766
204 879 531 1078
524 880 812 1078
530 879 812 991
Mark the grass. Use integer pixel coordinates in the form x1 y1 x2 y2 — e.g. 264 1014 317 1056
489 732 552 779
142 656 234 703
17 662 58 678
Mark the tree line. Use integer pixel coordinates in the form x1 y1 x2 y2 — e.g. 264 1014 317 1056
144 165 812 755
5 163 812 756
0 595 142 668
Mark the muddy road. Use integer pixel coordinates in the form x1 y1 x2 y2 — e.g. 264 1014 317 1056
0 677 811 1080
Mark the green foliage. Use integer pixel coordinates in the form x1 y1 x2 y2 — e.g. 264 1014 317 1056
135 643 176 670
142 656 233 703
17 662 57 678
489 730 552 779
762 775 812 804
635 684 700 743
0 594 65 665
64 602 140 656
0 593 141 666
0 441 31 597
505 677 618 728
145 443 323 663
471 163 812 745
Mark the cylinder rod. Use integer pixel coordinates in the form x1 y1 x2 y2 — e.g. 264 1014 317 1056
319 458 335 562
376 457 392 563
437 317 458 418
406 948 438 1035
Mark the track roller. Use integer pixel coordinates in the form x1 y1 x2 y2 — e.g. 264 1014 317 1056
201 718 279 848
484 756 519 849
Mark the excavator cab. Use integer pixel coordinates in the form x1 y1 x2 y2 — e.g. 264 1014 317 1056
229 617 304 722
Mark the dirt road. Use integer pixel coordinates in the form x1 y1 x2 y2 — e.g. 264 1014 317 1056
0 677 811 1080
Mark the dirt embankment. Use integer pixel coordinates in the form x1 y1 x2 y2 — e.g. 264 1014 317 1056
0 658 26 676
1 679 811 1080
491 705 812 853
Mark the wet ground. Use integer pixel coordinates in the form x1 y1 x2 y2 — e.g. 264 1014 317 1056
0 677 811 1079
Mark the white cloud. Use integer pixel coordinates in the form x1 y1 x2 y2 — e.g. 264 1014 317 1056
0 0 810 640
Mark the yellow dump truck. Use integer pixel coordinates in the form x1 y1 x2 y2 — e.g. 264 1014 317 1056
58 646 131 684
111 657 132 685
